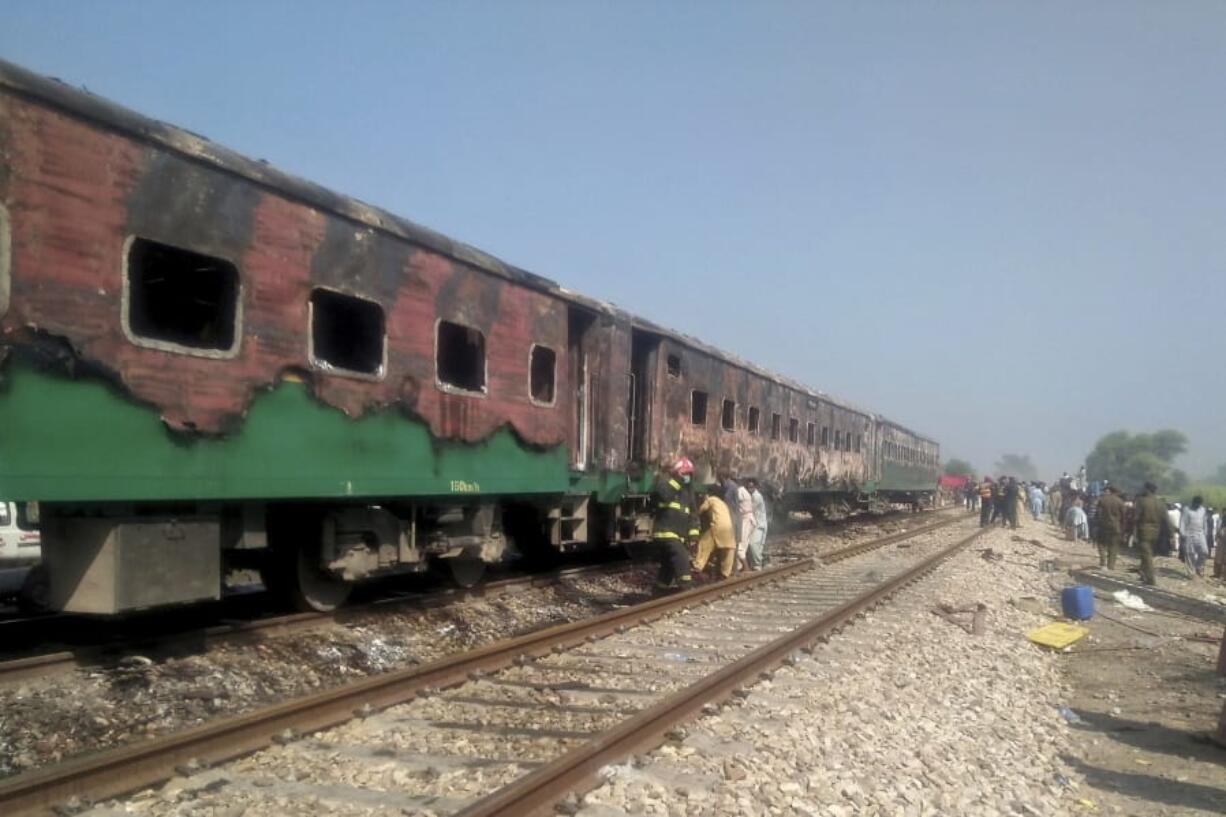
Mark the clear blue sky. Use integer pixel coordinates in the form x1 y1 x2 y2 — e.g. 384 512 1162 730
3 2 1224 479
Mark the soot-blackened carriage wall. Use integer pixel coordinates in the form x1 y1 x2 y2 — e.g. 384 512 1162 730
647 338 872 495
876 419 940 496
0 82 570 482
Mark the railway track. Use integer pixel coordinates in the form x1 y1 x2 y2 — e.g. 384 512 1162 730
0 508 959 686
0 513 975 816
0 560 638 686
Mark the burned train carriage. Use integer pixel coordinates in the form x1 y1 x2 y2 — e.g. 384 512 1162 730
0 59 939 615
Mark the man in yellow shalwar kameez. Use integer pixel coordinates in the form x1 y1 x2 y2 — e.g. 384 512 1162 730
692 487 737 579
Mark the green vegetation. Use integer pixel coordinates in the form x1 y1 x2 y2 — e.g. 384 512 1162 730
1179 483 1226 509
942 458 975 478
1085 429 1187 495
992 453 1037 482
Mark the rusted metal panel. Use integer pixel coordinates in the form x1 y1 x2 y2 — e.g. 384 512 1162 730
586 315 632 473
648 340 871 494
0 93 567 446
0 61 941 480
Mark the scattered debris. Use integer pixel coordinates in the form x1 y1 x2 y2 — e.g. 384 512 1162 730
1057 704 1084 724
1111 590 1152 612
930 602 988 635
1027 622 1089 650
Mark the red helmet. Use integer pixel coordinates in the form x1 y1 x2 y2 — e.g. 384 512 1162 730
671 457 695 476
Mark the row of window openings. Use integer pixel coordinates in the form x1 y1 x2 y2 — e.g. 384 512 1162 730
691 391 861 452
885 442 935 466
123 237 558 403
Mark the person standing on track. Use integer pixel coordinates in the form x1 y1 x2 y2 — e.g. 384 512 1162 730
1004 477 1020 529
979 477 994 527
744 477 769 570
734 478 755 572
1095 485 1125 570
650 458 699 590
720 471 742 553
692 486 737 579
1132 482 1164 585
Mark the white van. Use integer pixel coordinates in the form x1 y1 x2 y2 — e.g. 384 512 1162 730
0 501 40 568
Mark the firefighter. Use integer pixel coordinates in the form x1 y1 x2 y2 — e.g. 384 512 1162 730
651 457 699 589
978 477 994 527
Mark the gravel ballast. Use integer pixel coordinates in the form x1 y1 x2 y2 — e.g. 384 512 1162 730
575 522 1083 817
0 512 929 778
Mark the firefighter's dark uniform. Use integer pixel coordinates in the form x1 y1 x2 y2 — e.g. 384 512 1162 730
1095 492 1125 569
651 475 698 588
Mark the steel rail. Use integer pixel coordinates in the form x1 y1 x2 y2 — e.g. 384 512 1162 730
0 512 966 815
0 561 633 685
0 508 955 685
456 525 987 817
819 513 962 563
0 558 813 816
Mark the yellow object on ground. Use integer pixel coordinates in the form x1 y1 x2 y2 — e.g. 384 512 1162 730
1026 622 1089 650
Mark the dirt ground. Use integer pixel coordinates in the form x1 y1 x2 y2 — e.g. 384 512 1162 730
973 508 1226 816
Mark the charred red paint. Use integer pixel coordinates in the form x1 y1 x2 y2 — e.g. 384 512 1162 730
0 95 567 446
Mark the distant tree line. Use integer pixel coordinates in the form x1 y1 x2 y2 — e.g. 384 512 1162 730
943 430 1226 501
942 458 975 479
1085 429 1187 495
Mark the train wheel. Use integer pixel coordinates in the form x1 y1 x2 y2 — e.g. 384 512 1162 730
448 557 486 588
293 544 352 612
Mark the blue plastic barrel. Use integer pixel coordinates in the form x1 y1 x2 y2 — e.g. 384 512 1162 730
1061 585 1094 620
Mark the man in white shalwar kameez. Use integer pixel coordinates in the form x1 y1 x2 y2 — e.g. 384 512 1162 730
734 480 754 572
1179 497 1209 577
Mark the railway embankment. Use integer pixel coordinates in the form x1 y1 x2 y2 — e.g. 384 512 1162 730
0 513 929 781
570 519 1084 816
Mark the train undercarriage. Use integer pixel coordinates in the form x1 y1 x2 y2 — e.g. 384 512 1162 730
34 494 656 614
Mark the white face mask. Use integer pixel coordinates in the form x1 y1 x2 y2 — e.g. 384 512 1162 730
681 475 691 484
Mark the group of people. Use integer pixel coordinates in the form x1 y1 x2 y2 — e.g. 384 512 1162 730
964 475 1045 530
960 469 1225 584
650 457 770 589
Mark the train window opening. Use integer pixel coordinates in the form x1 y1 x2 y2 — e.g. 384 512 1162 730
691 390 708 425
721 399 736 431
666 354 682 378
437 320 487 393
771 413 781 440
835 431 842 450
821 426 829 446
529 345 557 404
855 435 862 453
748 406 760 433
125 237 239 353
807 422 816 446
310 288 385 376
788 417 799 443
